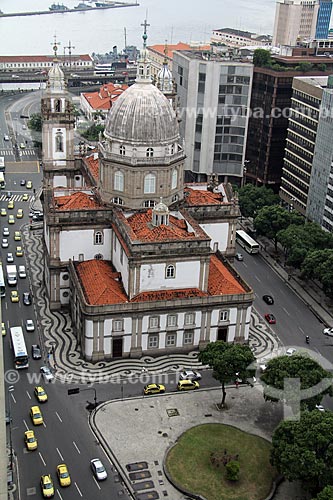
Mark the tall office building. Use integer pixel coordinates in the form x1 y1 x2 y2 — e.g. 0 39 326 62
273 0 319 46
315 0 333 39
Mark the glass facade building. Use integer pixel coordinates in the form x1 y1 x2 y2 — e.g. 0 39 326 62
315 0 333 39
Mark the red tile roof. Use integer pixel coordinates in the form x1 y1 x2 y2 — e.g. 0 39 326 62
84 154 99 181
184 187 226 206
148 42 192 59
55 191 102 210
122 209 208 242
82 83 127 111
76 255 247 306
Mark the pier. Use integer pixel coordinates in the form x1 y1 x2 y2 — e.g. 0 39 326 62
0 2 139 18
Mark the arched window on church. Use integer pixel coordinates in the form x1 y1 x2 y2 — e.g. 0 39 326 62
119 145 126 156
146 148 154 158
94 231 103 245
170 144 175 155
113 197 124 205
55 130 64 152
144 200 156 208
114 171 124 192
144 173 156 194
172 169 178 190
55 99 61 112
166 264 175 279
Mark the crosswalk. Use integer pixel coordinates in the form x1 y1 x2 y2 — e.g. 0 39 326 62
0 149 36 156
0 194 32 202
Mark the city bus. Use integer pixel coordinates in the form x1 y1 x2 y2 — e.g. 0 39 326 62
0 156 4 172
0 172 5 189
236 229 260 254
10 327 29 369
0 263 5 298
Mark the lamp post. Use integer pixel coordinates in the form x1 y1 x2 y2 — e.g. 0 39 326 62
8 385 14 473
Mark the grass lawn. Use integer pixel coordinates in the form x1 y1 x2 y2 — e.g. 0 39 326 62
165 424 277 500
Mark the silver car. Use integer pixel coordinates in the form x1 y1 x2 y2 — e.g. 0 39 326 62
2 239 8 248
2 227 9 237
179 370 202 381
90 458 107 481
40 366 54 382
25 319 35 332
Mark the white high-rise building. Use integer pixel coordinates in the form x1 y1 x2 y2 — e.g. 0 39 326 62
273 0 319 47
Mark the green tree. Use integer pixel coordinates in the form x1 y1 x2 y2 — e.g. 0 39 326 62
313 486 333 500
238 184 279 218
254 205 303 251
301 249 333 298
82 123 104 141
261 355 332 410
317 64 327 72
28 113 42 132
225 460 240 481
271 412 333 494
295 62 313 72
198 341 255 407
253 49 271 67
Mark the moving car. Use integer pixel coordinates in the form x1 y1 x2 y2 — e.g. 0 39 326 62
18 266 26 278
31 344 42 360
34 386 48 403
10 291 19 303
40 366 54 382
8 215 15 224
286 347 297 356
143 383 166 395
6 252 14 263
16 209 23 219
14 231 21 241
179 370 202 381
262 295 274 305
90 458 107 481
40 474 54 498
25 319 35 332
6 191 12 198
23 292 32 305
4 135 9 141
0 208 6 216
1 239 8 248
7 200 14 209
323 327 333 337
264 313 276 324
24 430 38 451
16 246 23 257
2 227 9 236
20 179 26 186
22 193 29 201
235 252 243 261
26 180 33 189
20 143 26 149
1 323 6 336
177 380 200 391
56 463 71 487
30 405 43 425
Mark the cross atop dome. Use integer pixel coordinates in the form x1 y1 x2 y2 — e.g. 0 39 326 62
51 34 61 60
136 19 152 84
141 19 150 50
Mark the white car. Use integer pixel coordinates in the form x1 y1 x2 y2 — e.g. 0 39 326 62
40 366 54 382
6 253 14 263
179 370 202 381
25 319 35 332
286 348 297 356
315 404 325 412
90 458 107 481
2 239 8 248
2 227 9 237
323 327 333 337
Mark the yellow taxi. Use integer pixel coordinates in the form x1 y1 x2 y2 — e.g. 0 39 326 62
16 246 23 257
24 430 38 451
177 380 200 391
1 208 6 216
1 323 6 336
7 200 14 209
10 291 19 303
40 475 54 498
26 181 33 189
143 383 166 395
8 215 15 224
56 463 71 487
16 209 23 219
34 386 48 403
14 231 21 241
22 193 29 201
30 405 43 425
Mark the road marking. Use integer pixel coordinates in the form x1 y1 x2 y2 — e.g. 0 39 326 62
55 411 62 423
39 452 46 466
23 419 29 430
282 307 290 316
73 441 81 454
26 390 31 400
43 421 46 428
10 393 16 404
56 448 64 461
254 275 261 282
298 326 305 334
75 482 83 497
56 489 64 500
93 477 101 490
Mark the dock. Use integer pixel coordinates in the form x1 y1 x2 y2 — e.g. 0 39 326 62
0 2 139 18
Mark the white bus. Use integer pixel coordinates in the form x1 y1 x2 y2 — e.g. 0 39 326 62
0 172 5 189
0 263 5 297
236 230 260 254
10 327 29 369
0 156 4 172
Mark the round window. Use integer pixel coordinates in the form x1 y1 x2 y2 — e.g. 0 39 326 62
62 291 69 298
62 274 69 281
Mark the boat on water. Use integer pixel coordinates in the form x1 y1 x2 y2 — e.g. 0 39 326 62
95 1 114 6
49 3 69 11
74 2 92 9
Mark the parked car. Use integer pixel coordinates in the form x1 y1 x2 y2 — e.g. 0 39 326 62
262 295 274 305
31 344 42 360
286 347 297 356
179 370 202 381
143 383 165 395
90 458 107 481
177 380 200 391
264 313 276 324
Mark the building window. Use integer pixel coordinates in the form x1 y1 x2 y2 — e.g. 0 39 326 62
113 320 123 332
172 194 178 203
120 247 124 264
165 264 175 279
55 99 61 112
148 335 158 349
171 169 178 189
119 145 125 156
94 253 103 260
144 173 156 194
146 148 154 158
94 231 103 245
55 130 64 152
112 197 124 205
167 315 177 327
166 333 176 347
149 316 159 329
170 144 175 155
114 171 124 192
144 200 156 208
184 312 194 325
184 331 194 345
62 274 69 281
219 310 229 322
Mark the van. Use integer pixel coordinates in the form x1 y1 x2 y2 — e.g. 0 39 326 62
18 265 26 278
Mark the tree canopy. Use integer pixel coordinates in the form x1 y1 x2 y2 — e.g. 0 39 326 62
253 49 271 68
198 341 255 406
81 123 104 141
238 184 279 218
28 113 42 132
271 411 333 494
301 249 333 298
254 205 303 250
313 486 333 500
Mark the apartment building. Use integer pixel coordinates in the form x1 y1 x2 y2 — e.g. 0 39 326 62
273 0 319 46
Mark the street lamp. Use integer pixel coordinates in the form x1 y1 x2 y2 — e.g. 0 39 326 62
7 385 14 474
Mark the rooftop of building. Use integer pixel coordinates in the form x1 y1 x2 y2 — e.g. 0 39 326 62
213 28 255 38
75 254 247 306
293 75 329 88
84 152 99 182
148 42 192 58
175 49 251 63
274 55 333 64
54 191 102 211
184 185 229 206
81 82 128 111
0 54 92 62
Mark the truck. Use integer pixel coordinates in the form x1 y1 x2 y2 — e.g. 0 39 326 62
6 265 17 286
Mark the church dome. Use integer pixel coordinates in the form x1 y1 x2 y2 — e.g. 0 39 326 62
157 65 173 93
47 61 66 93
104 82 179 146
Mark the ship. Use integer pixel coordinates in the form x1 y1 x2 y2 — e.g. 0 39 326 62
74 2 92 8
49 3 69 11
95 1 114 6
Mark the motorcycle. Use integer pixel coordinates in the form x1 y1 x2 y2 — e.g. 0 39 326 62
305 336 310 344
